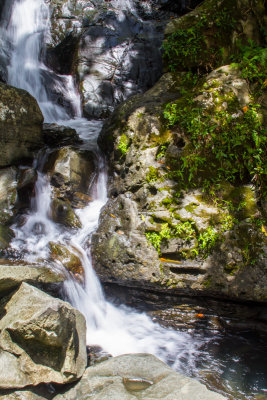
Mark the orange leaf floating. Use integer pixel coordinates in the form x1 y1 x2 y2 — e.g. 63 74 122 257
196 313 205 318
242 106 248 113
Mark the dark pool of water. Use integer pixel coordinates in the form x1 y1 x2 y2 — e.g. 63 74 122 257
104 283 267 400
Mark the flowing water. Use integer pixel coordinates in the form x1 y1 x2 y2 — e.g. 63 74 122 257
2 0 267 399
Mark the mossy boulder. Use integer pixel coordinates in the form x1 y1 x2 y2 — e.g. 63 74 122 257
93 64 267 302
163 0 266 72
0 83 44 167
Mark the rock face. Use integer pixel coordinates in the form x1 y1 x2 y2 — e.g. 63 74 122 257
53 353 226 400
46 0 177 118
0 283 87 389
93 58 267 301
0 83 44 167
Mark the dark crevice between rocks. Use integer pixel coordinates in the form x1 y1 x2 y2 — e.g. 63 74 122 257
169 266 206 275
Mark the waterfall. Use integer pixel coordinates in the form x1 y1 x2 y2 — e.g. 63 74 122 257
4 0 205 375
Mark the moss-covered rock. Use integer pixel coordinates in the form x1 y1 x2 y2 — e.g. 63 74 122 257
0 83 44 167
163 0 266 72
93 62 267 302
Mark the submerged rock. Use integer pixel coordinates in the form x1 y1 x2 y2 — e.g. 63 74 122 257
0 83 44 167
0 282 87 389
53 353 226 399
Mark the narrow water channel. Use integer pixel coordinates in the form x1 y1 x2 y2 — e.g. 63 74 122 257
1 1 267 399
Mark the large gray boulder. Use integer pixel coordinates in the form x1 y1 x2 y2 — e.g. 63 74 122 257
0 83 44 167
54 353 226 400
0 283 87 389
93 65 267 303
0 263 65 296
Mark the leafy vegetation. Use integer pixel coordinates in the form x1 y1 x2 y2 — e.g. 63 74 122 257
117 134 130 156
146 220 219 258
146 166 160 183
164 99 266 193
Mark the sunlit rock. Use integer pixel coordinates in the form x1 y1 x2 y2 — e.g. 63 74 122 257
0 283 87 389
53 353 226 400
0 262 65 296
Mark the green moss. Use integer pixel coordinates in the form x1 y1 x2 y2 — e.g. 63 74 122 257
185 202 199 213
146 166 160 183
117 134 130 156
164 93 266 195
163 0 238 72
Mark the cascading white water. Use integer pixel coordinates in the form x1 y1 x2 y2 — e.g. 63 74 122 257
5 0 206 375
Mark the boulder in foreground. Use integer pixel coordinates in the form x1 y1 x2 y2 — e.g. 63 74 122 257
0 283 86 389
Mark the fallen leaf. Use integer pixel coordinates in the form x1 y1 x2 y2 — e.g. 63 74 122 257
110 214 116 218
117 230 124 235
261 225 267 237
242 106 248 113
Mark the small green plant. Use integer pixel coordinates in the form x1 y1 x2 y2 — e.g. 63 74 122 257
156 143 169 160
174 221 196 241
146 223 171 253
117 134 129 156
146 166 160 183
198 227 219 252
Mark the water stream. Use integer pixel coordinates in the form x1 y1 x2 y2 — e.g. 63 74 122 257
2 0 267 399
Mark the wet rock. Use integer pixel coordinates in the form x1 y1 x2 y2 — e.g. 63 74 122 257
0 83 44 167
0 282 87 389
42 123 82 147
16 168 37 211
0 262 65 297
51 198 82 228
49 242 84 281
53 353 226 399
0 227 15 251
45 147 96 195
0 167 17 225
